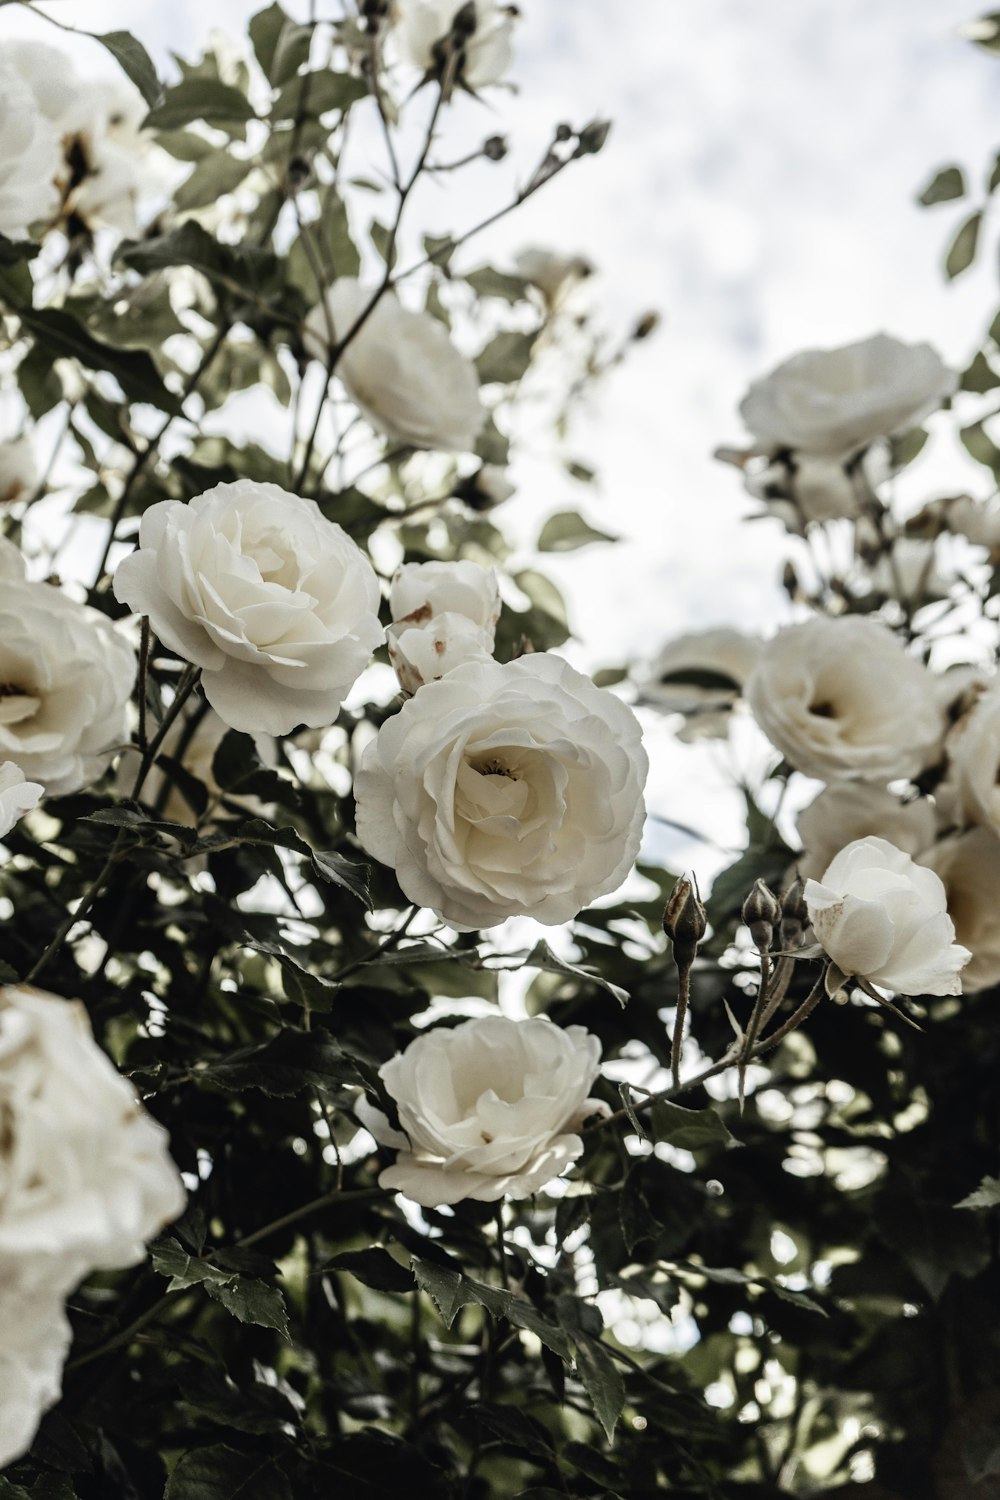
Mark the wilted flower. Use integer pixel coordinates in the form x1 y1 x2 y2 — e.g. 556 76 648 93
357 1015 604 1205
114 481 383 736
804 836 970 996
391 0 517 89
638 626 760 740
746 616 942 783
0 545 135 797
390 559 501 636
355 653 647 929
739 333 955 462
387 612 495 695
303 280 484 452
796 783 937 884
0 56 61 238
919 828 1000 993
0 436 39 505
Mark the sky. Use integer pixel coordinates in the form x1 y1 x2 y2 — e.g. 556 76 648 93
3 0 999 874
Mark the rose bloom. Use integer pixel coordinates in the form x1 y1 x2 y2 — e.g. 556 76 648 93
0 1268 72 1468
303 280 483 453
357 1015 604 1206
745 616 942 783
387 612 495 696
0 435 39 505
739 332 955 461
0 762 43 839
114 481 382 737
946 681 1000 837
919 829 1000 994
0 56 61 237
795 783 936 884
0 541 135 797
804 837 970 996
391 0 517 89
390 560 501 638
638 626 760 741
355 653 648 930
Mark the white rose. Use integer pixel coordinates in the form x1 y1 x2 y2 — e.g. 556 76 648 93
0 1269 72 1468
357 1015 604 1206
114 481 383 737
391 0 516 89
946 494 1000 559
739 333 956 461
0 435 39 505
390 559 501 636
355 653 648 930
0 762 43 839
638 626 760 741
0 58 61 239
0 560 136 797
804 837 970 996
795 783 937 884
8 40 150 236
946 681 1000 836
0 984 186 1276
515 248 594 309
919 829 1000 994
745 616 942 782
387 612 495 695
303 280 483 453
745 454 859 527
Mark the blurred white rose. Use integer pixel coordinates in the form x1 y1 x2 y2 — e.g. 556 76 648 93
739 333 955 461
795 783 937 884
114 481 383 737
746 616 942 783
0 435 39 505
867 536 949 607
0 552 135 797
7 40 152 236
0 762 43 839
637 626 760 740
804 836 969 996
946 681 1000 836
304 280 483 453
919 829 1000 993
0 984 186 1275
744 453 860 527
387 612 495 695
0 1269 71 1468
946 494 1000 559
357 1015 604 1206
0 57 61 238
390 559 501 635
355 653 647 929
515 247 594 309
391 0 517 89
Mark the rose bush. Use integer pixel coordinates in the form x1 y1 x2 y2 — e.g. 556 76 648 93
746 615 942 782
804 836 970 995
303 280 483 452
355 652 647 929
356 1015 604 1206
113 480 383 736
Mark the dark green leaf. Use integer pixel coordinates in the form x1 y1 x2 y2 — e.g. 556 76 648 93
94 30 163 107
327 1248 415 1293
476 329 537 384
647 1099 736 1151
119 222 281 300
164 1444 292 1500
201 1027 357 1096
917 165 966 205
537 510 617 552
205 1276 290 1337
250 4 313 85
311 848 373 908
271 70 367 121
572 1334 625 1442
146 78 257 132
945 210 982 279
464 266 529 302
0 234 39 267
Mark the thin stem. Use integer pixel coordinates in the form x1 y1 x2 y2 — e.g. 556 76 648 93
129 665 200 801
330 904 418 983
670 964 690 1088
136 617 151 754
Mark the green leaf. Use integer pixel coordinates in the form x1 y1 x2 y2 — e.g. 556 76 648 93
201 1027 357 1096
990 152 1000 194
523 939 629 1008
961 350 1000 393
174 150 253 212
145 78 257 132
945 210 983 279
964 11 1000 54
271 70 368 121
537 510 616 552
327 1248 415 1293
961 419 1000 474
956 1175 1000 1209
476 329 537 384
571 1334 625 1443
311 848 374 908
250 3 313 84
464 266 529 302
94 30 163 107
0 274 182 414
0 234 39 267
917 165 966 205
411 1257 464 1325
119 222 281 300
411 1258 570 1357
164 1445 293 1500
647 1100 737 1151
205 1276 290 1337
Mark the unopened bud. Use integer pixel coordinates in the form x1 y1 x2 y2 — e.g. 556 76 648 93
554 122 574 143
779 878 810 951
781 560 799 600
574 119 612 157
632 311 660 341
483 135 508 162
451 1 478 39
742 878 781 953
663 876 707 969
286 155 311 193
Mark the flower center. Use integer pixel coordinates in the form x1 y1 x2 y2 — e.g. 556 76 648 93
474 758 518 780
0 683 39 727
808 700 836 718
